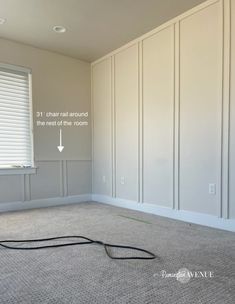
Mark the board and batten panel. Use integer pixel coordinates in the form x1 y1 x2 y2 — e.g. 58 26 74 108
0 175 22 202
67 160 91 195
92 58 112 196
230 0 235 219
179 2 222 215
30 161 61 199
115 45 138 201
143 26 174 207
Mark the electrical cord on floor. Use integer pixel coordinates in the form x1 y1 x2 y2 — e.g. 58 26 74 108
0 236 156 260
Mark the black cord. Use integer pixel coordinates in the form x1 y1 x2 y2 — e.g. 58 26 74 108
0 236 156 260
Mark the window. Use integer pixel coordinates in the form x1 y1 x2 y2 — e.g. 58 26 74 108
0 63 34 169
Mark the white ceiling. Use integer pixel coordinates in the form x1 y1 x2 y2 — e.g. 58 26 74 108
0 0 206 62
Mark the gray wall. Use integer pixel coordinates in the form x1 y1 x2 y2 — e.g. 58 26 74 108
0 38 91 204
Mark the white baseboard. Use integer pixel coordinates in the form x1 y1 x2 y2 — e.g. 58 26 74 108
0 194 92 213
92 194 235 232
1 193 235 232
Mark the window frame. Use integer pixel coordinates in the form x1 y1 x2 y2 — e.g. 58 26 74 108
0 62 36 175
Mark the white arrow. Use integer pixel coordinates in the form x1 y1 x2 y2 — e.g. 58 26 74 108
57 129 64 152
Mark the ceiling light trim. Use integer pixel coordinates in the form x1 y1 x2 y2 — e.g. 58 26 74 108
0 18 6 25
53 25 67 33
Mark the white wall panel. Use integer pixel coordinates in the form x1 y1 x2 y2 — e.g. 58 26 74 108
67 161 91 195
143 26 174 207
30 161 61 199
115 45 139 201
230 0 235 219
92 59 112 196
0 176 22 203
179 2 222 215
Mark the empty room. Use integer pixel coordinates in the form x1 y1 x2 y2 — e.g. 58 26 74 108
0 0 235 303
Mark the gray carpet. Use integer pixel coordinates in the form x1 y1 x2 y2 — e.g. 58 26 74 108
0 202 234 304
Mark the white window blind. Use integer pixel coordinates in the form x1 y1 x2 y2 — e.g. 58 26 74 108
0 64 33 168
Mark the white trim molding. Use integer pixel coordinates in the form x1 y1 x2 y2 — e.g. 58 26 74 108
0 194 91 213
0 167 37 175
1 193 234 232
92 194 235 232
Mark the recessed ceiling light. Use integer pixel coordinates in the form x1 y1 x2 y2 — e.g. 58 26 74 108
53 25 66 33
0 18 6 25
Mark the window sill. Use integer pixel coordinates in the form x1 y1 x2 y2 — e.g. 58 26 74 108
0 167 37 175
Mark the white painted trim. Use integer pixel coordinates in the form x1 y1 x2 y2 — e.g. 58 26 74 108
0 194 92 213
138 41 143 203
91 65 94 195
63 160 68 197
21 175 26 202
111 56 116 197
0 167 37 175
0 62 31 74
59 160 64 197
25 174 31 201
29 73 35 169
221 0 231 219
174 22 180 211
92 194 235 232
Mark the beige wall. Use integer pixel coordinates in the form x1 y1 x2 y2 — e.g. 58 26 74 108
0 38 91 203
0 38 91 161
92 0 235 222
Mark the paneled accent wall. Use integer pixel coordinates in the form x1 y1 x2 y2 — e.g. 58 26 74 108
92 0 235 225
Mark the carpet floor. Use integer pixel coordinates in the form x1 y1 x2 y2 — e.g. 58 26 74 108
0 202 234 304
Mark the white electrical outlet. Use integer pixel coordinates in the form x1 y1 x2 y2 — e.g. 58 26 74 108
209 183 216 195
120 176 125 185
102 176 106 183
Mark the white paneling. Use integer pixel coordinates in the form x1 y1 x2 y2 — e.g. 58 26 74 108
67 160 91 195
230 0 235 219
91 0 235 230
92 59 112 196
179 2 222 215
143 26 174 207
0 175 22 203
30 161 60 199
115 45 138 201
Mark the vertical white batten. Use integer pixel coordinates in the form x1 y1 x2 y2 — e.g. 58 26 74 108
221 0 231 219
111 56 116 197
138 41 143 203
28 73 35 168
91 66 94 195
63 160 68 197
174 21 180 211
60 160 64 197
25 174 31 201
21 175 26 202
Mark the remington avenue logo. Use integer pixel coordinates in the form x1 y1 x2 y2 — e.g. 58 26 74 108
154 268 214 284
